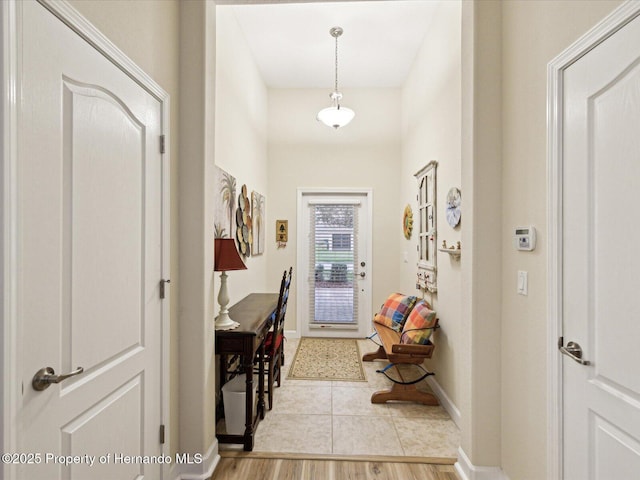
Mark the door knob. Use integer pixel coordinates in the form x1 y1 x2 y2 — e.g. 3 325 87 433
32 366 84 391
559 341 590 366
359 272 366 278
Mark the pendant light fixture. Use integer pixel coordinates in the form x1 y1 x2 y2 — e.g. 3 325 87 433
317 26 355 129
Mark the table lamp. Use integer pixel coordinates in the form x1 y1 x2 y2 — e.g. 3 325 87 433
214 238 247 330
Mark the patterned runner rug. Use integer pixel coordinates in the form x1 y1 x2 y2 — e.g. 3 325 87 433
287 337 366 382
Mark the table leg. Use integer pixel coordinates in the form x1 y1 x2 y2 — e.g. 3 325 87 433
218 354 228 421
243 357 255 451
258 341 266 419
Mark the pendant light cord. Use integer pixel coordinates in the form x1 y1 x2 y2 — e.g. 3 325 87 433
334 33 339 93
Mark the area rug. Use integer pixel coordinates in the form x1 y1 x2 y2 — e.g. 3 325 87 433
287 338 366 382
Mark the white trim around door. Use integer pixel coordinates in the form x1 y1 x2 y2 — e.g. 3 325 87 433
296 188 373 339
547 2 640 479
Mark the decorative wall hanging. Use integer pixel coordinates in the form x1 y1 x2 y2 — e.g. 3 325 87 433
214 165 237 240
439 240 461 259
236 185 252 257
415 161 438 293
251 191 265 255
403 204 414 239
276 220 288 248
446 187 461 228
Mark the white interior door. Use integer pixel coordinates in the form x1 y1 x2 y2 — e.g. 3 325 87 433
561 11 640 479
14 2 165 478
298 191 372 338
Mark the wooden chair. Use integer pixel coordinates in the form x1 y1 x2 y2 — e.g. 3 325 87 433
256 267 292 410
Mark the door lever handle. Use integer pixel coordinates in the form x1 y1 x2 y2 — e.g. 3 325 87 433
32 366 84 391
559 341 590 366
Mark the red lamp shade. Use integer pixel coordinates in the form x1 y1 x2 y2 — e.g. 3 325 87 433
214 238 247 272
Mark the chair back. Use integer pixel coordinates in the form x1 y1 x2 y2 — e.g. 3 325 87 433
269 267 292 356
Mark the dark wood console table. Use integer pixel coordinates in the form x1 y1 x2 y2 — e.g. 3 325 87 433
215 293 278 451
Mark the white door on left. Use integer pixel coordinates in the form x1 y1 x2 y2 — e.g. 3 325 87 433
12 2 166 479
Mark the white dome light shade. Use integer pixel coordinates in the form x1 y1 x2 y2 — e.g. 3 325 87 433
317 105 355 129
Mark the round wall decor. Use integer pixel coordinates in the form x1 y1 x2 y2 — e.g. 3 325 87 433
446 187 461 228
403 204 414 239
236 185 252 257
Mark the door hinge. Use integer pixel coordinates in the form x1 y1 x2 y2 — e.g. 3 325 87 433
160 279 171 299
160 135 166 154
160 424 165 444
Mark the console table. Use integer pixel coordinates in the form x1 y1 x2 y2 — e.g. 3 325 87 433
215 293 278 451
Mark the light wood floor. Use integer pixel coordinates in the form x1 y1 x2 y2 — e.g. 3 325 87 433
211 455 459 480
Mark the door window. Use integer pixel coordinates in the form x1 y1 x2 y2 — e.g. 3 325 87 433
309 204 358 326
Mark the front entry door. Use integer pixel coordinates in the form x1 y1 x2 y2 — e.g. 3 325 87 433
298 191 372 338
560 9 640 479
14 2 166 478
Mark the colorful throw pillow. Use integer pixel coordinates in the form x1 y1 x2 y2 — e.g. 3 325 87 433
373 293 417 332
401 301 437 345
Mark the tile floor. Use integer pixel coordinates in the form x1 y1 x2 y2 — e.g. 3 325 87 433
220 338 460 459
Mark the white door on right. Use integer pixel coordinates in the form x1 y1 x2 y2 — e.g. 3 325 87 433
562 11 640 480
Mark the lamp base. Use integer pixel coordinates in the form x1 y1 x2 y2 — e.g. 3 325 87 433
215 312 240 331
215 270 240 330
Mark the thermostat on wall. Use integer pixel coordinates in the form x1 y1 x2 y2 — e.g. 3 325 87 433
514 226 536 251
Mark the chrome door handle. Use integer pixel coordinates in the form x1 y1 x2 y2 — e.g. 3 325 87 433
32 366 84 391
559 341 590 366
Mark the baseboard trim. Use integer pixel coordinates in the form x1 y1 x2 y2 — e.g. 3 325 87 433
426 376 461 428
454 447 509 480
171 440 219 480
285 329 299 339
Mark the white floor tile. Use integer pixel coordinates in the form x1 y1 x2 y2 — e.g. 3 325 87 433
233 335 460 459
253 413 332 454
332 415 403 456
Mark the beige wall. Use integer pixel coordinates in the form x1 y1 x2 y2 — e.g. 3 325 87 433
500 1 623 478
267 88 402 332
67 0 183 456
214 7 269 305
460 0 504 468
400 0 462 412
177 0 219 463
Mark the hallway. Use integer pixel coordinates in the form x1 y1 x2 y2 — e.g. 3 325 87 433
220 338 460 459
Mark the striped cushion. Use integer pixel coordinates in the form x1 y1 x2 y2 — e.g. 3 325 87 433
401 301 437 345
373 293 417 332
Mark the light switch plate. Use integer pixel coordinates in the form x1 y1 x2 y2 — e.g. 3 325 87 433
517 270 528 295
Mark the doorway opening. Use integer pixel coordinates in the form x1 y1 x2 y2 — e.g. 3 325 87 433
297 189 372 338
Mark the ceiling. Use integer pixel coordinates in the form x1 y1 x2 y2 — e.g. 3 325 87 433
222 1 442 89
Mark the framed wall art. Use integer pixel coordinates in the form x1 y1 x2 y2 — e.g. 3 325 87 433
214 165 237 240
252 191 265 255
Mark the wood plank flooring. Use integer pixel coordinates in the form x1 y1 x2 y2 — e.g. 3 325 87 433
211 456 459 480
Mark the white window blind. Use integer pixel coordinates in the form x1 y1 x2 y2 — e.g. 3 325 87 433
308 203 359 325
